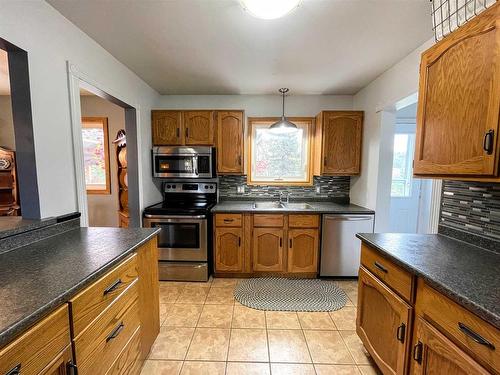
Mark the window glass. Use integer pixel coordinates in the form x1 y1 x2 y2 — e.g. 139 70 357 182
391 133 415 197
249 119 312 184
82 118 110 194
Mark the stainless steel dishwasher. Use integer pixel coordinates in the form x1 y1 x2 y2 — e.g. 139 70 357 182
320 214 375 277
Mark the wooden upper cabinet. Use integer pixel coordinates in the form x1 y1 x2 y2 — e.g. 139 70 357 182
253 228 285 272
183 111 215 145
217 111 244 174
411 317 490 375
414 3 500 177
287 229 319 273
152 110 183 146
314 111 363 176
215 228 244 272
357 267 412 375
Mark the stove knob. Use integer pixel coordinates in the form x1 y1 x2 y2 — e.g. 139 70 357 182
172 184 176 189
210 185 214 189
166 184 171 189
204 185 208 189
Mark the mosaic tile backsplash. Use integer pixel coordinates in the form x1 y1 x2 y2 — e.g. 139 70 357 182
218 175 350 201
439 180 500 245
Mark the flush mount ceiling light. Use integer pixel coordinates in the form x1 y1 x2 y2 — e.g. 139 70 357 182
240 0 302 20
270 88 298 132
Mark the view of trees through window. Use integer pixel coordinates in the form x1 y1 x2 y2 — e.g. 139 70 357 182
82 118 110 194
250 119 311 184
391 133 415 197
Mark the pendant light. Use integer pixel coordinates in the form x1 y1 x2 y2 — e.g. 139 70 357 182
270 88 297 132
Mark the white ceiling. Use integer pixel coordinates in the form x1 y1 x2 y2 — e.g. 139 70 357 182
0 49 10 96
47 0 433 95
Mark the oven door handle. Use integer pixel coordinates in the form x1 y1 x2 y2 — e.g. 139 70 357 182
144 214 207 219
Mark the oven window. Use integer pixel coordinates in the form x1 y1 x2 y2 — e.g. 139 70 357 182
155 156 194 174
153 222 200 248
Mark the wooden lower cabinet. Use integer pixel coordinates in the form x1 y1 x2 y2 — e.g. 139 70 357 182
40 346 73 375
215 228 244 272
287 229 319 273
357 267 412 375
253 228 285 272
411 317 490 375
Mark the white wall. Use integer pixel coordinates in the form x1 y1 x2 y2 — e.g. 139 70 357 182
0 95 14 150
351 38 434 227
156 95 353 117
0 1 160 218
80 95 125 227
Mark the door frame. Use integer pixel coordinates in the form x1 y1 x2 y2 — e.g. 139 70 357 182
67 61 143 227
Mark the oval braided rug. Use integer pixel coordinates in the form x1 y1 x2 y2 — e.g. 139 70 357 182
234 277 348 311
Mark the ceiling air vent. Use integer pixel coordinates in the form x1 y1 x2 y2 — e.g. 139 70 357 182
431 0 496 41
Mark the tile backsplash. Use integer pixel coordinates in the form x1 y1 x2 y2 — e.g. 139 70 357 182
218 175 350 201
438 180 500 251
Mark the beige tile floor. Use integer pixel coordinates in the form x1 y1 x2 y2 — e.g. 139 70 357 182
142 278 382 375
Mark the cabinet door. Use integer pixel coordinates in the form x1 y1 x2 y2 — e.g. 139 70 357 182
215 228 244 272
40 346 73 375
357 267 412 375
322 111 363 175
217 111 244 174
288 229 319 273
412 317 490 375
253 228 285 272
183 111 215 145
414 4 500 176
151 110 183 145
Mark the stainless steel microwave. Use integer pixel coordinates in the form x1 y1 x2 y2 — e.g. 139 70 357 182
152 146 216 178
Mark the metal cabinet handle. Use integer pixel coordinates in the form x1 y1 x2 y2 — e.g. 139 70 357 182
374 261 388 273
483 129 494 155
106 322 125 342
323 156 327 166
5 364 21 375
67 361 78 375
396 323 406 342
103 279 122 295
458 322 495 350
238 155 242 165
279 238 282 247
413 341 423 364
238 237 241 247
185 128 189 138
176 128 180 138
289 238 293 248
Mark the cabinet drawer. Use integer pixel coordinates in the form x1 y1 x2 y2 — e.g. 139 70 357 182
289 214 319 228
215 213 242 227
70 254 138 337
253 214 284 227
360 244 414 302
75 281 140 375
105 326 142 375
417 282 500 373
0 305 70 375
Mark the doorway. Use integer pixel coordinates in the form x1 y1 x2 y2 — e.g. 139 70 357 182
388 103 432 233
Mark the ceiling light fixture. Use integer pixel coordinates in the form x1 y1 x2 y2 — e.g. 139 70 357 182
270 88 297 132
240 0 302 20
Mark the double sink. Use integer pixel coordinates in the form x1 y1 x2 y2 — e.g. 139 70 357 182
252 201 313 210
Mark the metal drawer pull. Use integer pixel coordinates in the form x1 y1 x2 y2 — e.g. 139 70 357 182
223 218 234 222
103 279 123 295
176 128 180 138
374 261 388 273
67 361 79 375
483 129 494 155
396 323 406 342
5 364 21 375
238 237 241 247
413 341 423 364
106 321 125 342
458 322 495 350
279 237 282 247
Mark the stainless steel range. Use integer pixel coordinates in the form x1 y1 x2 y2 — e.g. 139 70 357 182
143 181 217 281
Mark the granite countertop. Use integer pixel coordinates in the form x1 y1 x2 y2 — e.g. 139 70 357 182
357 233 500 329
212 200 375 214
0 217 57 239
0 227 159 347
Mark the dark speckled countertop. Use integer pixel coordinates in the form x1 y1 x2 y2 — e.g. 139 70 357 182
212 200 375 214
0 227 159 347
0 217 57 239
357 233 500 329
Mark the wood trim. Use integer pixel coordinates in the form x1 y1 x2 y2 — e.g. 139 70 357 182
246 117 315 186
82 117 111 195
